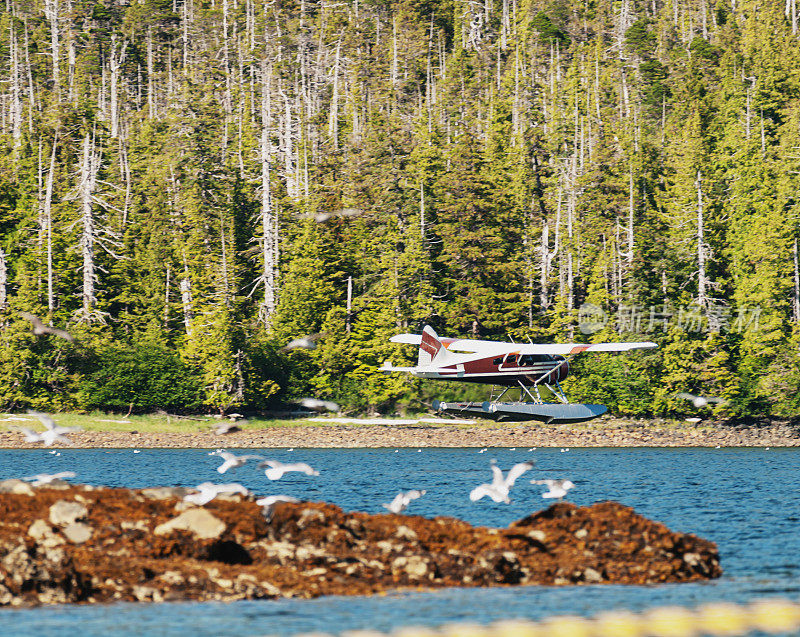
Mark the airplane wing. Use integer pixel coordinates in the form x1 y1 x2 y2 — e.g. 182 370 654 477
514 342 658 356
389 332 656 357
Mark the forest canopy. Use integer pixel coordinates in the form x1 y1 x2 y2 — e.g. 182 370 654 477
1 0 799 417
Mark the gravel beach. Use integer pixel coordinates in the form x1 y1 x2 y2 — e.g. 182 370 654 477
1 417 798 448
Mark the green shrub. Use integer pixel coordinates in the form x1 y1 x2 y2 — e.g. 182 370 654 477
79 342 203 413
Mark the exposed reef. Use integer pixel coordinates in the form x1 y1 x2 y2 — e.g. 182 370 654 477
0 481 721 606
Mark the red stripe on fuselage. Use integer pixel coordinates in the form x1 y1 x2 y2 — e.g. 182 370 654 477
451 355 569 386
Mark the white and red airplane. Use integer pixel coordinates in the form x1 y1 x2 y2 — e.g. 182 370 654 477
381 325 656 422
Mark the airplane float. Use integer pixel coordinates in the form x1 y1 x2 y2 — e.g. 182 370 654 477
381 325 656 424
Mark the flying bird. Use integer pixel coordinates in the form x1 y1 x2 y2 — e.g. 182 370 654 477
297 398 339 413
214 451 264 474
23 471 77 486
470 461 535 504
304 208 364 224
278 333 327 353
183 482 250 506
257 460 320 480
20 312 75 342
677 392 725 409
256 494 301 520
19 411 81 446
11 426 47 443
531 478 576 502
255 494 301 507
383 489 427 514
212 421 241 435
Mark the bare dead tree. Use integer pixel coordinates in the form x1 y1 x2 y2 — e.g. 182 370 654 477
43 0 60 93
109 35 127 138
67 133 123 323
9 19 23 147
180 277 194 335
0 247 7 310
252 63 279 325
42 136 58 312
793 238 799 322
696 170 709 307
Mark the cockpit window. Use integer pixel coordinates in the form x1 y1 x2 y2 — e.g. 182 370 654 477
518 354 555 366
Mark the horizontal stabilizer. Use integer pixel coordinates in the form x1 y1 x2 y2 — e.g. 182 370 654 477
380 361 417 373
389 334 423 345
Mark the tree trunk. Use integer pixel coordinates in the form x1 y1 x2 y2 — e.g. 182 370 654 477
44 0 60 93
180 277 194 335
259 65 278 324
328 38 341 149
10 21 22 147
109 36 127 138
0 247 7 310
43 137 57 312
696 170 708 307
76 133 103 322
793 239 799 322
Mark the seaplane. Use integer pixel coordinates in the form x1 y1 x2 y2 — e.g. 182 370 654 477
380 325 656 424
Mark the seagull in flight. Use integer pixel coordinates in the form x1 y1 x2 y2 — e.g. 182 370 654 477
531 478 576 501
278 333 327 353
256 494 301 507
470 461 535 504
212 421 241 435
23 471 77 486
256 495 300 522
20 312 75 342
16 411 81 446
383 489 427 514
297 398 339 413
256 494 301 520
677 392 725 409
12 426 48 443
303 208 364 224
183 482 250 505
28 411 81 435
214 451 264 474
257 460 319 480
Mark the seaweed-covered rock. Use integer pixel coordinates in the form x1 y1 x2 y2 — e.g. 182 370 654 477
0 485 722 606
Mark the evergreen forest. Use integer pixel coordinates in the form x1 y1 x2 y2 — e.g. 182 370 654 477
1 0 800 418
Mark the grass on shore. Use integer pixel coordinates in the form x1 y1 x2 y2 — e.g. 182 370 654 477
0 411 727 435
2 412 336 434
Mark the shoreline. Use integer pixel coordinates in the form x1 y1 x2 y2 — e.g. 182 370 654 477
0 417 798 448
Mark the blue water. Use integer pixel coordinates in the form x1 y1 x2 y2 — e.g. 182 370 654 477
0 447 798 636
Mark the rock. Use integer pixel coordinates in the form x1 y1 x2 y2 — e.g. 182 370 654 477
395 525 418 541
120 520 149 531
28 519 65 547
158 571 185 585
0 485 722 608
392 555 428 579
49 501 88 526
141 487 190 501
296 508 326 529
0 479 34 495
154 508 226 540
62 523 93 544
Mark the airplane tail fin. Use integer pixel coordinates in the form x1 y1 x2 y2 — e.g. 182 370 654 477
418 325 445 367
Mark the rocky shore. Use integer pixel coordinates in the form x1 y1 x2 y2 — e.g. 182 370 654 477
0 416 797 449
0 481 721 606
